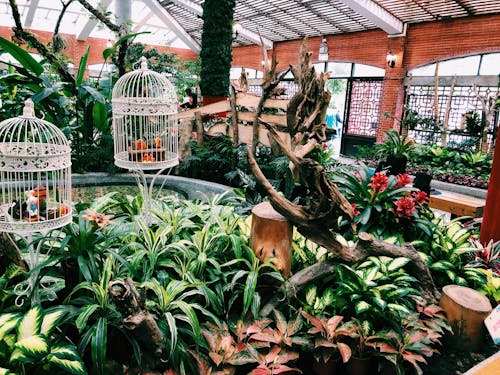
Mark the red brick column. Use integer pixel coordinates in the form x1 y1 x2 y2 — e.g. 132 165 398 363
377 36 406 141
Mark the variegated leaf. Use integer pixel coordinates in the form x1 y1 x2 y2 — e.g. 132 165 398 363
17 306 43 340
41 309 66 336
48 355 87 375
14 334 49 358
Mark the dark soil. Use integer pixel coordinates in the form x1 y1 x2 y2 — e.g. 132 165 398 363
423 335 499 374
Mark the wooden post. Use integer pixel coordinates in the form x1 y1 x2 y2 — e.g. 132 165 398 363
194 111 203 147
230 86 239 146
439 285 492 352
250 202 293 276
178 118 194 162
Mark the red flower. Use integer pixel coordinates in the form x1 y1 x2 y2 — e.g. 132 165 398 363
395 174 411 188
351 203 360 216
353 170 362 181
412 191 429 204
394 197 416 218
368 172 389 192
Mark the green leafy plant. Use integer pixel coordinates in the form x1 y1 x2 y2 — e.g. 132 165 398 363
413 218 486 288
375 130 415 160
0 306 86 375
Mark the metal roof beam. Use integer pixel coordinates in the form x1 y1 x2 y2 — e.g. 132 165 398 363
168 0 203 16
24 0 40 28
338 0 404 35
143 0 201 52
132 11 154 32
169 0 273 48
77 0 113 41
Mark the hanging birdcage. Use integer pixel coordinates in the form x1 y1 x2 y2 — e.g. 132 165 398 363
0 99 72 234
112 56 179 171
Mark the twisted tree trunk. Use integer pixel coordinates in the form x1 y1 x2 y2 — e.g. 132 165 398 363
247 40 440 310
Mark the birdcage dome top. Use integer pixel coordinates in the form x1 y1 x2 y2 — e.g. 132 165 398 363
0 100 70 164
112 57 178 115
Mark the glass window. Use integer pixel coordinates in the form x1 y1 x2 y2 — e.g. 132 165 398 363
438 56 480 75
353 63 384 77
327 62 352 77
479 53 500 75
410 64 437 76
230 67 263 80
313 62 327 72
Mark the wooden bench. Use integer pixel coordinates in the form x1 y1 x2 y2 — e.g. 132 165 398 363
429 190 486 218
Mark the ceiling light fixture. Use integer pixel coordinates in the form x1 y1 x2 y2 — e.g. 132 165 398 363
386 51 397 68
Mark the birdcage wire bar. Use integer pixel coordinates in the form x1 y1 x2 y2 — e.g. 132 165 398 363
112 56 179 171
0 99 72 305
0 100 72 234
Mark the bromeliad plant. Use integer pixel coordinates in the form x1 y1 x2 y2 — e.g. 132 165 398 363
333 165 434 243
0 306 86 375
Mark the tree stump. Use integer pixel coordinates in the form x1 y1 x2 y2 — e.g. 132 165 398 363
439 285 492 352
250 202 293 276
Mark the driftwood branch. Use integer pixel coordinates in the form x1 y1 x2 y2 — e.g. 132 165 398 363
109 278 164 366
248 38 441 308
260 232 440 315
77 0 129 76
8 0 76 90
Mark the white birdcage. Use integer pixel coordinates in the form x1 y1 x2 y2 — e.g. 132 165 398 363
112 56 179 171
0 99 72 234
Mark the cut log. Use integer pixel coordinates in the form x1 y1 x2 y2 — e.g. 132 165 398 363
250 202 293 276
439 285 492 352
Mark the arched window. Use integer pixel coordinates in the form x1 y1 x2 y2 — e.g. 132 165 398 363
405 53 499 152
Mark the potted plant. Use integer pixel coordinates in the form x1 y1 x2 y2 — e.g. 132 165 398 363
366 305 450 375
341 319 377 375
301 311 355 374
375 130 415 175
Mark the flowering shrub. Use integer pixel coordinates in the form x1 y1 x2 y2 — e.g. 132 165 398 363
333 165 434 243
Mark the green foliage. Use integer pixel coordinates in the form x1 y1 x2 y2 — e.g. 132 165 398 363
413 218 486 288
199 0 236 97
124 42 200 97
180 137 296 207
375 130 415 159
0 306 86 375
0 37 114 173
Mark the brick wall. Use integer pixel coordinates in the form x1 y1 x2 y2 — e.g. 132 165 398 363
232 13 500 140
0 26 197 72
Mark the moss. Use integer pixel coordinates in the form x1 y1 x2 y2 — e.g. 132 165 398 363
199 0 236 97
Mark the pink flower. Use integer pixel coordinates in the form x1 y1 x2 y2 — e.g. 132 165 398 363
395 174 411 188
412 191 429 205
82 210 114 228
368 172 389 192
351 203 360 216
394 197 416 218
353 170 362 181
